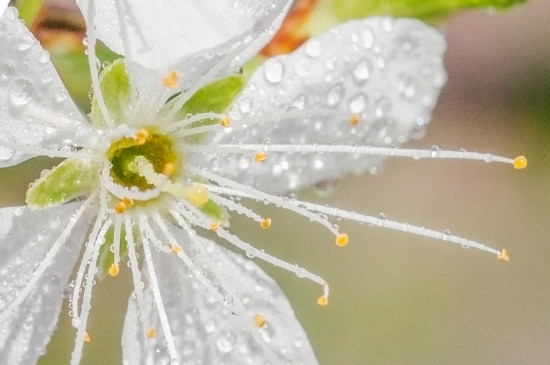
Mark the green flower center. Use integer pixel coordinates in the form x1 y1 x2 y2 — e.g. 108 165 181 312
106 128 179 191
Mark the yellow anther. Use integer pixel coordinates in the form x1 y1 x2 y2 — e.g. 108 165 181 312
498 248 510 262
83 332 91 343
163 162 176 177
135 128 149 145
254 314 266 328
513 155 527 170
186 184 209 207
146 327 156 339
122 197 134 206
210 222 220 231
317 295 329 307
260 218 272 229
171 244 182 254
349 114 360 125
162 70 179 89
255 151 267 163
108 263 120 277
335 233 349 247
114 201 126 214
220 116 231 127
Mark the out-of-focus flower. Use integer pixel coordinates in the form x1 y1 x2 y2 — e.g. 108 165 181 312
0 1 524 364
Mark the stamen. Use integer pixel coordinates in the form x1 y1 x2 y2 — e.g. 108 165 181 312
135 128 149 145
115 201 126 214
349 114 360 125
335 233 349 247
162 71 179 89
83 332 91 343
191 144 521 167
513 156 527 170
210 222 220 231
123 197 134 206
261 218 272 229
254 151 267 162
498 249 510 262
254 314 266 328
208 192 263 223
317 295 329 307
108 264 120 277
163 112 224 132
146 327 156 339
220 115 231 127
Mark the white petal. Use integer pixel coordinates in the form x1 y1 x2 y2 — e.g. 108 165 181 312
122 235 318 364
197 17 447 193
0 203 92 364
77 0 291 71
0 8 93 168
1 1 8 17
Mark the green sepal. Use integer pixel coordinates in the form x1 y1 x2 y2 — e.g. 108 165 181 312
327 0 527 22
201 200 230 226
96 227 129 281
90 58 131 128
173 75 245 144
26 158 100 209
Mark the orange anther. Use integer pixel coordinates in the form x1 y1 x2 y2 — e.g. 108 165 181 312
317 295 329 307
83 332 91 343
349 114 360 125
498 248 510 262
171 244 182 254
513 156 527 170
162 71 179 89
220 116 231 127
335 233 349 247
163 162 176 177
255 151 267 163
260 218 272 229
254 314 266 328
122 197 134 206
108 264 120 277
210 222 220 231
146 327 156 338
135 129 149 145
115 202 126 214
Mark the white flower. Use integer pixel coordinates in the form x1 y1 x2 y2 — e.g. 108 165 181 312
0 1 524 364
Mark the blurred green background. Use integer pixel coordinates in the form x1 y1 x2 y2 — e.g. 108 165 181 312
1 0 549 364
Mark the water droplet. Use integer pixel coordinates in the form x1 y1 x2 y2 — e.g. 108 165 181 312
353 60 371 83
362 28 375 49
0 63 16 85
40 69 54 84
17 33 34 52
53 87 68 103
9 78 34 108
398 72 417 99
0 133 16 160
326 85 343 106
349 93 367 114
216 332 235 354
238 97 251 115
263 58 284 84
304 39 322 58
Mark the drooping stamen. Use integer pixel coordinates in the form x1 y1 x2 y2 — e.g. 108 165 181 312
139 215 180 364
163 112 225 132
0 138 95 159
113 214 123 270
208 192 265 224
173 200 330 299
190 143 523 167
173 123 227 138
124 214 148 330
207 186 508 259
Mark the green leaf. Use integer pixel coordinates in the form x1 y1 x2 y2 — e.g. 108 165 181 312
90 58 131 127
173 75 245 144
326 0 527 23
96 227 128 281
26 158 100 208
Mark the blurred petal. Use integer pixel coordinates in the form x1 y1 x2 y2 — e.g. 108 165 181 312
76 0 292 71
122 235 317 364
197 17 446 193
0 203 93 364
0 7 92 168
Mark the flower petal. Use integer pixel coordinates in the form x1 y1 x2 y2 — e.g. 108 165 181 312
0 7 93 167
0 203 92 364
196 17 446 193
76 0 292 71
122 235 318 364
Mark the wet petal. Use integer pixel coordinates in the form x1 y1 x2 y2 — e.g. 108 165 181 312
122 235 317 364
197 17 446 193
76 0 292 71
0 7 93 167
0 203 93 364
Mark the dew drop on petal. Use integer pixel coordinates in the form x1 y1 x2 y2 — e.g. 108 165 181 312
304 39 322 58
349 93 367 114
8 78 34 108
263 58 284 84
353 59 371 83
326 84 343 106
